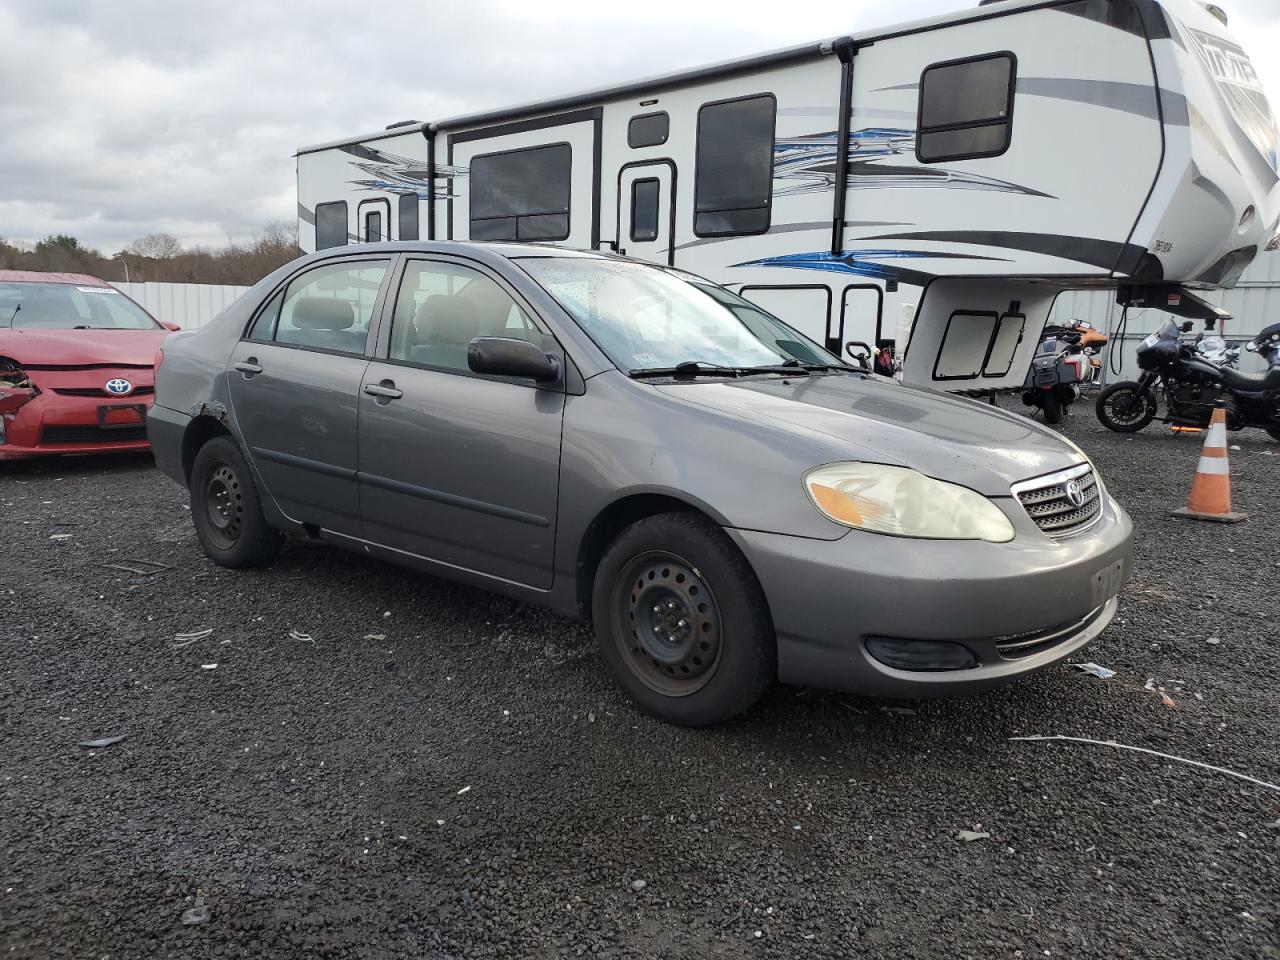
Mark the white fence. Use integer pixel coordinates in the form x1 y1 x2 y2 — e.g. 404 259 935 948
1048 253 1280 379
112 281 250 330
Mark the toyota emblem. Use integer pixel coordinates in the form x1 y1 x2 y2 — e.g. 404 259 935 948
105 378 134 396
1064 479 1085 507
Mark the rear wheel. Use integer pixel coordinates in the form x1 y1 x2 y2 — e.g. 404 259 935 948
1042 390 1064 424
1096 382 1157 432
190 436 281 568
592 512 774 726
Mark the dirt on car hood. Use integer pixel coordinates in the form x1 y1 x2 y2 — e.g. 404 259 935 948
659 373 1085 497
0 328 170 368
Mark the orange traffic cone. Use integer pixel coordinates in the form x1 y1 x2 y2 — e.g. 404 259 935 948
1171 403 1247 523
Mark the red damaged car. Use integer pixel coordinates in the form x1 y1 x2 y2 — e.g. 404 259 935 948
0 271 177 460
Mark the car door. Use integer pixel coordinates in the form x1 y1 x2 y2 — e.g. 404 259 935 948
357 256 565 589
228 256 393 534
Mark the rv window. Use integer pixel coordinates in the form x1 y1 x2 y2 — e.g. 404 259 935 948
399 195 419 241
364 210 383 244
694 94 776 237
630 179 660 243
470 143 572 242
917 52 1015 163
933 310 997 380
628 112 669 148
982 312 1025 377
314 201 349 249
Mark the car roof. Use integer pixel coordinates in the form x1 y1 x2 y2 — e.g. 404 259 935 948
311 240 606 261
0 270 112 286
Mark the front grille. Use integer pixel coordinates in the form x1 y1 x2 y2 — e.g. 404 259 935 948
1012 463 1102 538
52 386 154 398
42 424 148 444
994 605 1107 659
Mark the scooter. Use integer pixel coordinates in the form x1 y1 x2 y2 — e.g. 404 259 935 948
1021 320 1107 424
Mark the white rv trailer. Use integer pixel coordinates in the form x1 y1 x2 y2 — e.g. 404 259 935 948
295 0 1279 394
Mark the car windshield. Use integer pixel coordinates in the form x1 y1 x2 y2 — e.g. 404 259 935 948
0 282 159 330
516 257 837 373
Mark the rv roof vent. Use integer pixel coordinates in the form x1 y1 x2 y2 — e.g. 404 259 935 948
385 120 420 130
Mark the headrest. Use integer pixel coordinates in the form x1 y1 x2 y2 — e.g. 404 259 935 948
291 297 355 330
423 296 480 345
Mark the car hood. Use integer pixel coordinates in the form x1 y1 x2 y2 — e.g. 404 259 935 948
658 374 1085 496
0 328 169 367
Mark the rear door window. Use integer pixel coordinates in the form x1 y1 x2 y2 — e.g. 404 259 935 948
250 259 390 354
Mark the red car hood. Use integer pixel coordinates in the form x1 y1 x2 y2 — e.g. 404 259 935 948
0 328 170 367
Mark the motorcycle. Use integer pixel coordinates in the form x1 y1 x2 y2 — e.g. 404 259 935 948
1095 319 1280 440
1021 320 1108 424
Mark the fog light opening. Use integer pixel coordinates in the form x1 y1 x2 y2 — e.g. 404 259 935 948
866 637 978 672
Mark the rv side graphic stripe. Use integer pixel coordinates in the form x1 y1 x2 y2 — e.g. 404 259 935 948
861 230 1149 273
297 203 315 226
873 78 1186 124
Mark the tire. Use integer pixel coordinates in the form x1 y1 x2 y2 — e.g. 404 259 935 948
1266 425 1280 443
189 435 281 568
1042 390 1064 424
1096 382 1157 433
591 512 775 726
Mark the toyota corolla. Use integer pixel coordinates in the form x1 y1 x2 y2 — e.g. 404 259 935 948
149 243 1133 725
0 271 177 460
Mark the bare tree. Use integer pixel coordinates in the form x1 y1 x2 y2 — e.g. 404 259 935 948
124 233 183 259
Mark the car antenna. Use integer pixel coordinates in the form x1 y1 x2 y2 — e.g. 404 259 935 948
5 304 19 329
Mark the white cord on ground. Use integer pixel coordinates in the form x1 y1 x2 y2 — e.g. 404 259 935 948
1009 735 1280 792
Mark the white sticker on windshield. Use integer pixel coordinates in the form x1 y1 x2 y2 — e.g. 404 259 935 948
76 286 119 294
632 352 660 366
1141 333 1160 348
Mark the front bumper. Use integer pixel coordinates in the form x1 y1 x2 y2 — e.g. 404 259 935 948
0 389 152 460
730 493 1133 698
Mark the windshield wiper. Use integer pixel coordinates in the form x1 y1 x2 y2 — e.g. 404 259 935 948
629 361 744 379
776 358 862 373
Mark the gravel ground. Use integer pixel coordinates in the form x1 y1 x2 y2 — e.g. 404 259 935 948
2 406 1278 959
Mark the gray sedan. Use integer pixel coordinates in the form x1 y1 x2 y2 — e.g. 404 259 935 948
149 242 1133 725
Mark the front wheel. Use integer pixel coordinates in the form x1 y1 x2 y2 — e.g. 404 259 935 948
592 512 774 726
1096 382 1157 433
189 436 281 568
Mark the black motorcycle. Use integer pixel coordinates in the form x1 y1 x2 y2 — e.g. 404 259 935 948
1096 319 1280 440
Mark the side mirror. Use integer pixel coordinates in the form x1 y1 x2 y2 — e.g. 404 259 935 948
160 320 181 332
468 337 560 383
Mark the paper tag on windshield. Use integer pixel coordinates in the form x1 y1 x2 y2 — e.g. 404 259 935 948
1142 333 1160 348
632 352 660 366
76 286 119 294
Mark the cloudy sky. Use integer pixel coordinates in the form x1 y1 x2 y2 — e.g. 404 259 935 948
1 0 1277 254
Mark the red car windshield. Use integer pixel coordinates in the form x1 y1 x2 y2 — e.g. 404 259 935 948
0 282 159 330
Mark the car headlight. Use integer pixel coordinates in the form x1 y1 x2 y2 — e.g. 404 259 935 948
803 462 1015 542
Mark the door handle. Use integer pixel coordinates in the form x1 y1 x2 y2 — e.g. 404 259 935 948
234 359 263 377
364 380 403 401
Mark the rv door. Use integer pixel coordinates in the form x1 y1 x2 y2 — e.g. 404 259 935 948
617 162 674 265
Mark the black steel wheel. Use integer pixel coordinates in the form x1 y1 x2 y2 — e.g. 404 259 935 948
1096 381 1157 432
592 512 774 726
202 462 244 550
614 551 723 698
189 436 281 568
